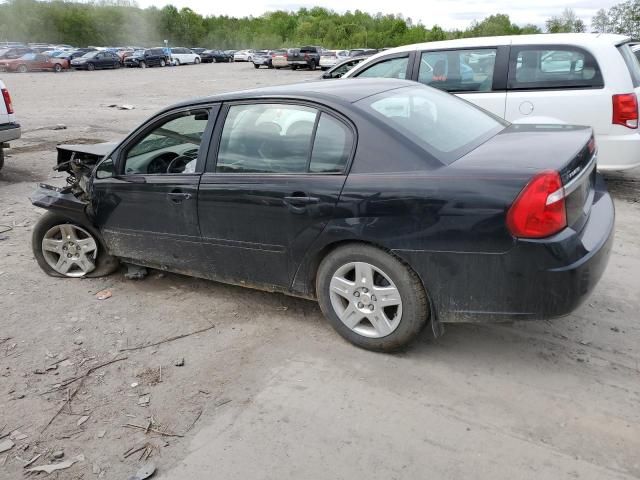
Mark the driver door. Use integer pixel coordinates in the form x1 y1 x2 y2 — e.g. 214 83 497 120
91 105 218 272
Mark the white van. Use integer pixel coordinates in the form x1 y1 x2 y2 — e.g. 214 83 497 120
170 48 201 66
0 79 20 171
343 33 640 171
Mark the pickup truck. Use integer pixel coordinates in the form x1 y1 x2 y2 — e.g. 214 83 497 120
287 46 324 70
0 79 20 171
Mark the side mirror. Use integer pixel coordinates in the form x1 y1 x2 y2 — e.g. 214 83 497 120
322 71 331 79
94 158 114 179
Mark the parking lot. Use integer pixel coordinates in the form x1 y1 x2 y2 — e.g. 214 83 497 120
1 63 639 479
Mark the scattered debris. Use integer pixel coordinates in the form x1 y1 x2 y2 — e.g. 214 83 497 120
137 367 161 386
128 461 156 480
108 104 135 110
123 422 183 438
97 430 106 439
51 450 64 459
0 439 14 453
10 431 28 441
607 307 616 313
174 358 185 367
275 306 288 311
131 382 139 388
186 409 203 432
119 324 215 352
23 453 42 468
25 454 84 474
73 338 84 346
52 124 67 130
611 326 620 333
215 398 232 408
96 289 112 301
125 264 148 280
138 395 150 407
77 415 89 427
92 463 101 475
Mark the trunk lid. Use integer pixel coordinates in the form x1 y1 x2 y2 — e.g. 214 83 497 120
453 124 597 229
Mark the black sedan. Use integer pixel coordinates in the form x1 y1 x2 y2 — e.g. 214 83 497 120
70 50 121 70
200 49 231 63
30 79 614 352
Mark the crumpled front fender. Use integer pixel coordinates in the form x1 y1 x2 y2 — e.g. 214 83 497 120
30 184 92 225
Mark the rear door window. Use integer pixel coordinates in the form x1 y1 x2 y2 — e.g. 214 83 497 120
310 114 353 173
355 56 409 79
508 46 604 90
418 49 497 92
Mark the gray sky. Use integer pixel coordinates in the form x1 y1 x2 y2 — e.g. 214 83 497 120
137 0 619 29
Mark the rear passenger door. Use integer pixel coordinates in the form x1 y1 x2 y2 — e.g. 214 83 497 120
197 102 355 289
504 45 607 129
414 47 508 118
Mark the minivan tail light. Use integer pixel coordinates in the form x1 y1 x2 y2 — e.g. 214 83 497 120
506 171 567 239
612 93 638 128
2 88 13 114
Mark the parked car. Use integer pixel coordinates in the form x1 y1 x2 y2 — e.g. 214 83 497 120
349 48 379 57
0 79 20 171
170 47 201 65
321 56 369 79
343 33 640 171
319 50 350 69
190 48 206 55
0 47 33 60
233 50 254 62
71 51 121 71
124 48 169 68
252 50 274 68
287 46 323 70
63 48 97 62
271 49 289 69
0 53 68 73
29 78 613 352
200 50 231 63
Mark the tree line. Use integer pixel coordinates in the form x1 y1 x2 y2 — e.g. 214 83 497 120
592 0 640 37
0 0 595 50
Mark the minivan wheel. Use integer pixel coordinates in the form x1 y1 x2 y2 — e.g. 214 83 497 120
317 244 429 352
32 212 119 278
160 59 166 67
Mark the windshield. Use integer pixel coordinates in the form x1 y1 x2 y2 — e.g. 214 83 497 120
357 85 507 164
19 53 36 60
133 50 145 56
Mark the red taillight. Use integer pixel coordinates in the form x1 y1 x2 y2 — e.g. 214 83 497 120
506 171 567 239
2 88 13 114
612 93 638 129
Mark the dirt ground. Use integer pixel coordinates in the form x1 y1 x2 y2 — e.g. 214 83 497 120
0 64 639 480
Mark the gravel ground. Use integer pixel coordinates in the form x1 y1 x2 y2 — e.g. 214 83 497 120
0 63 639 480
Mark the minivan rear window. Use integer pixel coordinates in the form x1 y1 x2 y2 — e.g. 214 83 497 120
508 46 604 90
357 85 507 164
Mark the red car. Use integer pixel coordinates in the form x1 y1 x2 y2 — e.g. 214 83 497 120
0 53 69 73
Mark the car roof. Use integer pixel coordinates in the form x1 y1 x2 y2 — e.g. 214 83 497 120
372 33 631 56
169 78 415 110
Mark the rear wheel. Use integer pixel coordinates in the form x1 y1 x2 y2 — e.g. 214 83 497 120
160 59 166 67
316 244 429 352
213 58 218 63
17 64 27 73
87 62 95 71
291 65 298 70
139 61 147 69
174 59 181 66
32 212 119 278
53 63 62 72
194 57 200 64
254 63 259 69
113 61 120 69
309 59 317 70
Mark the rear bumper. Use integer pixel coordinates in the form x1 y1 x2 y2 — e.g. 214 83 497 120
0 122 21 143
395 174 615 323
596 131 640 171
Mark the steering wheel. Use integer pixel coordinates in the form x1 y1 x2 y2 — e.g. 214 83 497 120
166 149 199 173
147 152 178 174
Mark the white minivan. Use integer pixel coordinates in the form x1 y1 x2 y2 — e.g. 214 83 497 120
343 33 640 171
170 47 201 66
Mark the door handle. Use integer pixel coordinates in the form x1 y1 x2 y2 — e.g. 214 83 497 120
167 191 192 203
283 195 319 204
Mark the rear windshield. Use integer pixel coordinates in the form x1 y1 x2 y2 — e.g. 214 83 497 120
357 85 507 164
618 43 640 88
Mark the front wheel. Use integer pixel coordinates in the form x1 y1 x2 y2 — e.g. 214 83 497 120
194 57 200 64
309 60 317 70
253 63 259 69
87 63 95 71
32 212 119 278
160 59 166 67
139 61 147 69
17 64 27 73
316 244 429 352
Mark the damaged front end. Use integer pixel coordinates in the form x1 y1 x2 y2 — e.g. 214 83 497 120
31 142 116 221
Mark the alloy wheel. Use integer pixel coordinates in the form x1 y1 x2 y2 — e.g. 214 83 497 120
41 224 98 277
329 261 403 338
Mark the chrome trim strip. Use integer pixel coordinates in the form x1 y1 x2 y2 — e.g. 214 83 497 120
564 151 597 196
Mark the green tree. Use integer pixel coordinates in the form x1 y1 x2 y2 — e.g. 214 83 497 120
546 8 586 33
591 8 611 33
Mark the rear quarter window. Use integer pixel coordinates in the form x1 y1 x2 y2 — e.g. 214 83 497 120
508 45 604 90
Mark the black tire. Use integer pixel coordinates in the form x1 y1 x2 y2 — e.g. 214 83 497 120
195 57 200 64
213 58 218 63
54 63 62 72
139 61 147 69
32 212 119 278
253 63 259 69
160 59 166 67
316 243 429 352
291 65 298 70
87 62 95 71
309 60 317 71
174 59 181 66
17 64 27 73
113 61 120 69
0 147 4 171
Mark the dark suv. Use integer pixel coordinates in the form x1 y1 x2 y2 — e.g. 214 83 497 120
124 48 168 68
287 46 323 70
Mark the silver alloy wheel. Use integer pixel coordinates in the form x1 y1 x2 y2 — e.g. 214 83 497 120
329 261 403 338
42 224 98 277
